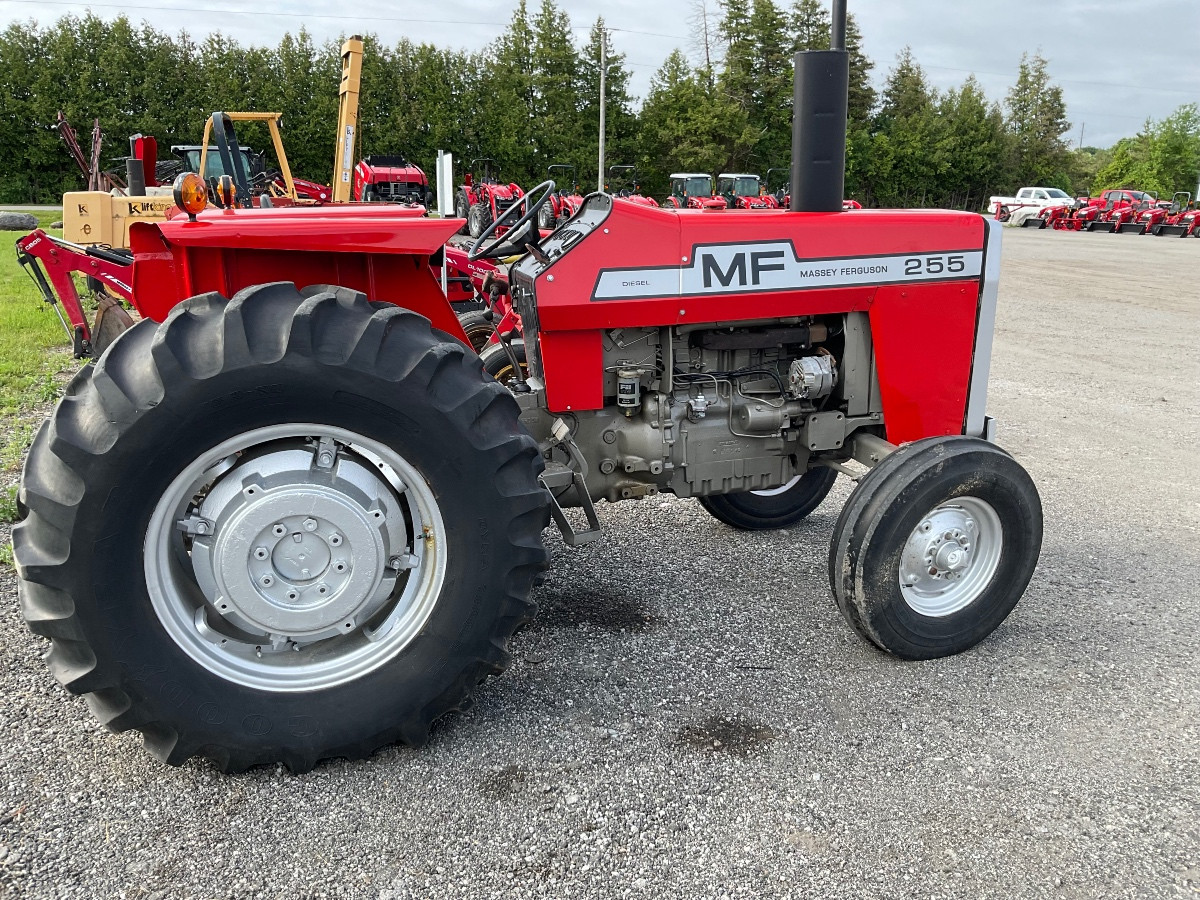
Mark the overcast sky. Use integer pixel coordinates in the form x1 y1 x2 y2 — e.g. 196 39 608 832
1 0 1196 148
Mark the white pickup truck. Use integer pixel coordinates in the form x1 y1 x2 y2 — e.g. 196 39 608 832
987 187 1077 220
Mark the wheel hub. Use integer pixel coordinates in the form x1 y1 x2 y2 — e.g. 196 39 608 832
899 497 1003 617
189 442 406 645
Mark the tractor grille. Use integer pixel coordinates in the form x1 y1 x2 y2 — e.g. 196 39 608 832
495 196 520 215
376 181 425 203
511 276 543 382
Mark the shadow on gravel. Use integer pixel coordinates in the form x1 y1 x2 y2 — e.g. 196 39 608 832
676 714 776 756
531 588 656 633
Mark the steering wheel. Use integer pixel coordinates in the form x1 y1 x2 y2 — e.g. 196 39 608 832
467 179 556 261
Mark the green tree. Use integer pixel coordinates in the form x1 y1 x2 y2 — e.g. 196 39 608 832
637 49 753 196
1004 52 1071 187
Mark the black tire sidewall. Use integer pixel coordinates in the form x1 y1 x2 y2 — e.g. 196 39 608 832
698 467 837 530
70 353 533 756
852 447 1041 659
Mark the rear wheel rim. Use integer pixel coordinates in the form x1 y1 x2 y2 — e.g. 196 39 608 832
898 496 1003 617
145 424 447 691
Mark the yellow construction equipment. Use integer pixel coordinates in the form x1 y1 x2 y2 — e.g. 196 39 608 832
332 36 364 203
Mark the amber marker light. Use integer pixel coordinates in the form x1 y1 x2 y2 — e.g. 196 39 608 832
173 172 208 221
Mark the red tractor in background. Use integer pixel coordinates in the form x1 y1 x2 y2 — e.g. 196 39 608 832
661 173 728 209
13 4 1044 776
538 164 585 231
454 158 525 238
766 168 859 211
606 166 658 207
1152 195 1200 236
1122 191 1190 234
717 173 779 210
352 155 432 206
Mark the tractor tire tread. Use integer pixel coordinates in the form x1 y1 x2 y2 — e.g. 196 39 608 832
14 282 550 773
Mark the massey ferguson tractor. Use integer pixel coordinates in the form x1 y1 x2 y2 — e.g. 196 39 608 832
717 173 779 210
454 158 525 238
661 173 728 209
13 2 1043 774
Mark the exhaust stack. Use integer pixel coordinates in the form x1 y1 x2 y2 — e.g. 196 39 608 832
789 0 849 212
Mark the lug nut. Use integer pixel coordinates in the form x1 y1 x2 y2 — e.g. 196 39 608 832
329 534 343 546
253 547 268 560
303 518 318 532
261 574 274 587
272 523 286 537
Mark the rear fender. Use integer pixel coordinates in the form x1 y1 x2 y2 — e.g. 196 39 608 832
128 212 468 342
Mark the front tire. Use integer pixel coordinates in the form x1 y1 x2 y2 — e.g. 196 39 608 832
467 203 493 239
698 467 836 530
828 436 1042 660
14 283 549 772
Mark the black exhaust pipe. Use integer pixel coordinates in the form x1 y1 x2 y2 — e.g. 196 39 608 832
789 0 849 212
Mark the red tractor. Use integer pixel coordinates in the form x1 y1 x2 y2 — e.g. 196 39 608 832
717 173 780 210
1152 195 1200 236
454 158 525 238
537 164 585 231
661 173 728 209
766 169 858 211
13 9 1043 775
606 166 659 207
1124 191 1190 235
352 155 432 206
1080 189 1155 232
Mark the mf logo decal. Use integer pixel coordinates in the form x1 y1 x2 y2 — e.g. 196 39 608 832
592 241 984 300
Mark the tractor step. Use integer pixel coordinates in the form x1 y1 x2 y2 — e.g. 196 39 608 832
539 418 602 546
540 462 601 546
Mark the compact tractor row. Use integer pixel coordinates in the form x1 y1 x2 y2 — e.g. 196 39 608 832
13 4 1044 776
1004 189 1200 237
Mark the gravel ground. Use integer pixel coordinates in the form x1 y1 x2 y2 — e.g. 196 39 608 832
1 227 1197 899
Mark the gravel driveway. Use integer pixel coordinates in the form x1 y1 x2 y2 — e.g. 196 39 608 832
0 227 1197 899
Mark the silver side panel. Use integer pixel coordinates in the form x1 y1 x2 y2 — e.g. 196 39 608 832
964 219 1001 438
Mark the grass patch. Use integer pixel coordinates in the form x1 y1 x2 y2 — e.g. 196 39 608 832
0 484 17 524
0 224 80 419
0 218 77 564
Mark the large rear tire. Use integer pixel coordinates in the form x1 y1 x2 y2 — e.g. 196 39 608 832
828 436 1041 660
698 467 836 530
14 283 549 772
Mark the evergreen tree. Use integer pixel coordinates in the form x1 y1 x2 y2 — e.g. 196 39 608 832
1004 52 1071 187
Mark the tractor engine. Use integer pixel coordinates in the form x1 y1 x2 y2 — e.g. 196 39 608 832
517 318 866 504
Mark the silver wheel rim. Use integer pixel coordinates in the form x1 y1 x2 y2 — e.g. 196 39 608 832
145 424 447 691
750 474 801 498
898 496 1002 617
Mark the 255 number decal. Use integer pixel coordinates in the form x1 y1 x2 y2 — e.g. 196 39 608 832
904 255 967 277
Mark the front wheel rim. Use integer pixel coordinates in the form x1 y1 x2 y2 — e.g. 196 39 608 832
898 496 1003 617
145 424 448 691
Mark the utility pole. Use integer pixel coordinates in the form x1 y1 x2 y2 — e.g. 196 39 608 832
598 30 606 192
1078 122 1085 149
